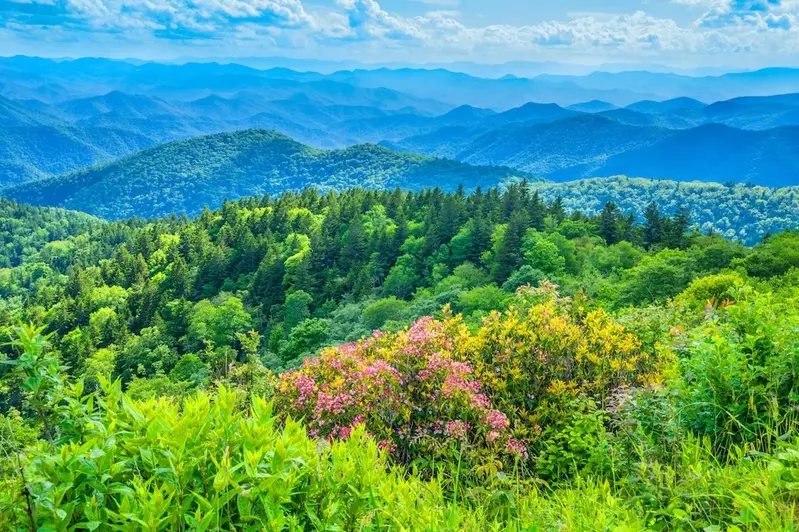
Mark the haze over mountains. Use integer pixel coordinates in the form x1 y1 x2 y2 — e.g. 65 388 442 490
3 55 799 217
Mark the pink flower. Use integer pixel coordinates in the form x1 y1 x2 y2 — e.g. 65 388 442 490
293 374 316 407
446 420 470 440
486 430 501 442
506 438 529 460
469 393 491 410
378 439 397 453
363 360 401 379
337 342 360 357
442 374 481 397
314 391 353 416
484 410 509 430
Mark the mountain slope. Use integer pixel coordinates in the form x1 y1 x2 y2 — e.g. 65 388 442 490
457 115 673 178
0 125 157 185
3 129 529 219
534 176 799 244
626 97 706 114
386 115 674 179
596 123 799 187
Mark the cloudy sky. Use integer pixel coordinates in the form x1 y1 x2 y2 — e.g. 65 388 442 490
1 0 798 67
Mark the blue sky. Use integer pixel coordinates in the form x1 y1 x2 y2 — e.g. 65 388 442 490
1 0 798 68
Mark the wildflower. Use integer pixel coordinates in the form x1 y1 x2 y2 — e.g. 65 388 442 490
446 420 470 440
293 374 316 407
484 409 509 430
378 440 397 453
470 393 491 410
506 438 529 460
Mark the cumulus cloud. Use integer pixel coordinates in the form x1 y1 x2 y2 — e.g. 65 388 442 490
672 0 796 29
1 0 798 62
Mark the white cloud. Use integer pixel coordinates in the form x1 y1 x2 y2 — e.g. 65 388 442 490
2 0 798 64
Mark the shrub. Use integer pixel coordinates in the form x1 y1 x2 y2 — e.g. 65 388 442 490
277 317 517 472
677 272 746 309
278 286 663 478
677 288 799 454
362 297 409 331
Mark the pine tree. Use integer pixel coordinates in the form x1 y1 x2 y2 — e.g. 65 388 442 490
549 196 566 224
599 202 620 245
340 214 368 273
468 207 493 265
643 202 663 248
492 211 527 283
529 191 546 231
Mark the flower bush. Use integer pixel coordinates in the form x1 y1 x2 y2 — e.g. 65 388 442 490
277 284 666 476
277 317 515 470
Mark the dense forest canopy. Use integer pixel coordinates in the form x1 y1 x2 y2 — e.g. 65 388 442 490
4 181 799 528
2 181 797 381
2 129 528 220
534 176 799 244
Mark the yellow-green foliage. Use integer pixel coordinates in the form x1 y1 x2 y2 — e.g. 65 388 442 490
0 380 652 531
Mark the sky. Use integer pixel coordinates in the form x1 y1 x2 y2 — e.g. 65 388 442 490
1 0 799 68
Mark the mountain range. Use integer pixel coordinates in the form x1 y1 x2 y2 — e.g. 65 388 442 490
2 129 528 220
4 84 799 187
4 56 799 108
3 55 799 208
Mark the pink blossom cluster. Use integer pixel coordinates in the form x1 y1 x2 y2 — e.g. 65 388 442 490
506 438 529 459
278 316 523 464
484 409 509 430
446 420 470 440
293 374 316 408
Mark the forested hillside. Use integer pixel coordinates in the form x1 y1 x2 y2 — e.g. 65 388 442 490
0 199 100 267
3 129 526 219
534 176 799 244
4 183 799 528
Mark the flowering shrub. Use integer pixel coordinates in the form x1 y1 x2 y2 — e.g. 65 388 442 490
278 285 663 475
277 317 516 469
460 285 665 444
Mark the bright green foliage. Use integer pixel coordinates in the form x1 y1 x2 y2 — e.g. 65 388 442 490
187 295 253 350
282 290 313 332
362 297 409 331
5 184 799 529
677 288 799 454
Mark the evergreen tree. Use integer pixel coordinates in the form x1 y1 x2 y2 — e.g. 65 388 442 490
599 202 620 245
529 191 546 232
340 214 368 273
549 196 566 225
643 202 663 249
493 211 527 283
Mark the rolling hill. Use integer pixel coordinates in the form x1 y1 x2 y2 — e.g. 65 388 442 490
2 129 530 220
533 176 799 244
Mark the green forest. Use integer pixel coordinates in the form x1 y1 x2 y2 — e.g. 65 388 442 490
3 130 526 220
3 182 799 529
535 176 799 245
